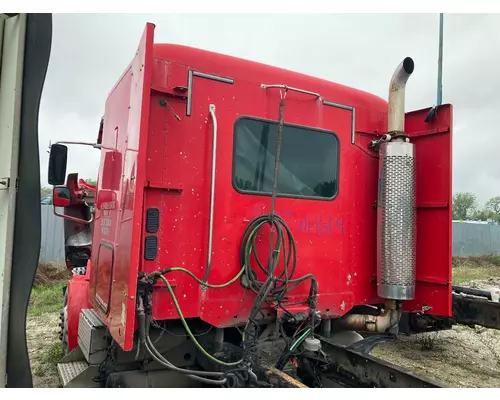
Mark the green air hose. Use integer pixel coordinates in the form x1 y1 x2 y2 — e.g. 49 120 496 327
274 327 312 370
151 206 319 370
152 211 317 367
158 218 264 289
163 265 245 289
143 91 319 381
290 328 312 351
149 220 267 367
157 274 244 367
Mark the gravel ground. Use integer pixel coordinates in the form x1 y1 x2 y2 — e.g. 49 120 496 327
26 276 500 388
372 277 500 388
27 312 62 388
372 325 500 387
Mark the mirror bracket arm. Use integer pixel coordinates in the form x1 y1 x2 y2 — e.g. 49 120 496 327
52 207 94 225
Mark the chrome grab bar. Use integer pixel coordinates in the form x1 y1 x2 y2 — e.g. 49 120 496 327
202 104 217 288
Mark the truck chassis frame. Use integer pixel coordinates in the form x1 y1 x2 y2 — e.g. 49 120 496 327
57 286 500 389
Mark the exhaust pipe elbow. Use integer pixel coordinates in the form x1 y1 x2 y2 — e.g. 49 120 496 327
388 57 414 133
368 307 402 333
330 301 402 333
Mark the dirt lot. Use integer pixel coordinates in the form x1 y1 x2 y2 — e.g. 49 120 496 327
372 258 500 388
27 264 69 388
28 311 63 388
27 258 500 388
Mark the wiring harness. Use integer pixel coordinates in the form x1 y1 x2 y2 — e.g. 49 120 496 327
238 213 318 365
136 90 318 387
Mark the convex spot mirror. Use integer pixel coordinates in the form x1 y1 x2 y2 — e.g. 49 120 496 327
52 185 93 224
48 143 68 185
53 186 71 207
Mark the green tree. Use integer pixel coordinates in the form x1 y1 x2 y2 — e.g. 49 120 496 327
452 192 477 220
485 196 500 214
472 209 493 221
484 196 500 221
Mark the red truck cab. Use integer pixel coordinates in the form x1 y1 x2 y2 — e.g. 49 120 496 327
48 23 452 371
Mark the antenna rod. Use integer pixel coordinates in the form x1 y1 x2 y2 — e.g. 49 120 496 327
437 13 444 106
425 13 444 123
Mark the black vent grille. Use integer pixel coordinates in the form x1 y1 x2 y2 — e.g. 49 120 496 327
146 207 160 233
144 235 158 260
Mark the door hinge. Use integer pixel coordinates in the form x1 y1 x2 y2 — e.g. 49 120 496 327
0 177 10 190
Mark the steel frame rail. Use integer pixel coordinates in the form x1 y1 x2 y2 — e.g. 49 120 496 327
452 290 500 330
259 338 445 388
317 338 445 388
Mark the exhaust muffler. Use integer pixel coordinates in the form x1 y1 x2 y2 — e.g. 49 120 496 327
376 57 417 301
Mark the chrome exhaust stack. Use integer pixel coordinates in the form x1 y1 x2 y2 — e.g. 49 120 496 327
388 57 415 133
376 57 417 301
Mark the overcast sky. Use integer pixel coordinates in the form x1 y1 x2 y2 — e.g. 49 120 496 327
38 13 500 205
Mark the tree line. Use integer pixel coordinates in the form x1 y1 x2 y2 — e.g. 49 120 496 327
453 192 500 222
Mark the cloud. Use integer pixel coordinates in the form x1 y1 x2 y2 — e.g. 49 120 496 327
39 13 500 205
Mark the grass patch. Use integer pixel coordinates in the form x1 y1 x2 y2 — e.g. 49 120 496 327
452 255 500 284
35 262 71 286
33 341 63 381
29 283 65 317
453 254 500 268
453 267 500 284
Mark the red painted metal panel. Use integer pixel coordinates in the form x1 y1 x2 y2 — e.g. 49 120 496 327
67 275 91 351
402 104 453 317
86 26 453 352
88 23 155 351
142 51 390 326
94 243 113 313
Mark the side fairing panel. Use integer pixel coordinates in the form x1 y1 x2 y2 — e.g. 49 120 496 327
89 23 155 351
402 104 453 317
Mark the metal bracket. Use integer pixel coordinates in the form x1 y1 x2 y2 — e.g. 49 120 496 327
0 177 10 190
47 140 101 152
322 100 356 145
186 70 234 116
260 84 321 100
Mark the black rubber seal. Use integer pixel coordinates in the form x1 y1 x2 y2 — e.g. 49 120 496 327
6 13 52 388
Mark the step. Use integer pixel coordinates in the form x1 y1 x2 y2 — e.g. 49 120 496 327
57 360 89 387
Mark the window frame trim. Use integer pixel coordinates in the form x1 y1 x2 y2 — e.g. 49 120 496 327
231 115 341 202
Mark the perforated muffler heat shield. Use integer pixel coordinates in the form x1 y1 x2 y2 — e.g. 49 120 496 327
377 141 416 300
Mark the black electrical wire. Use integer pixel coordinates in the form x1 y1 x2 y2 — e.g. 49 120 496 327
145 330 257 387
137 310 231 386
140 90 319 385
239 213 319 349
275 327 312 371
144 338 227 386
141 304 265 387
239 92 319 364
239 213 297 296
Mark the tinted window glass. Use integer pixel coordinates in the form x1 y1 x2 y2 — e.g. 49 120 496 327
233 118 339 199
